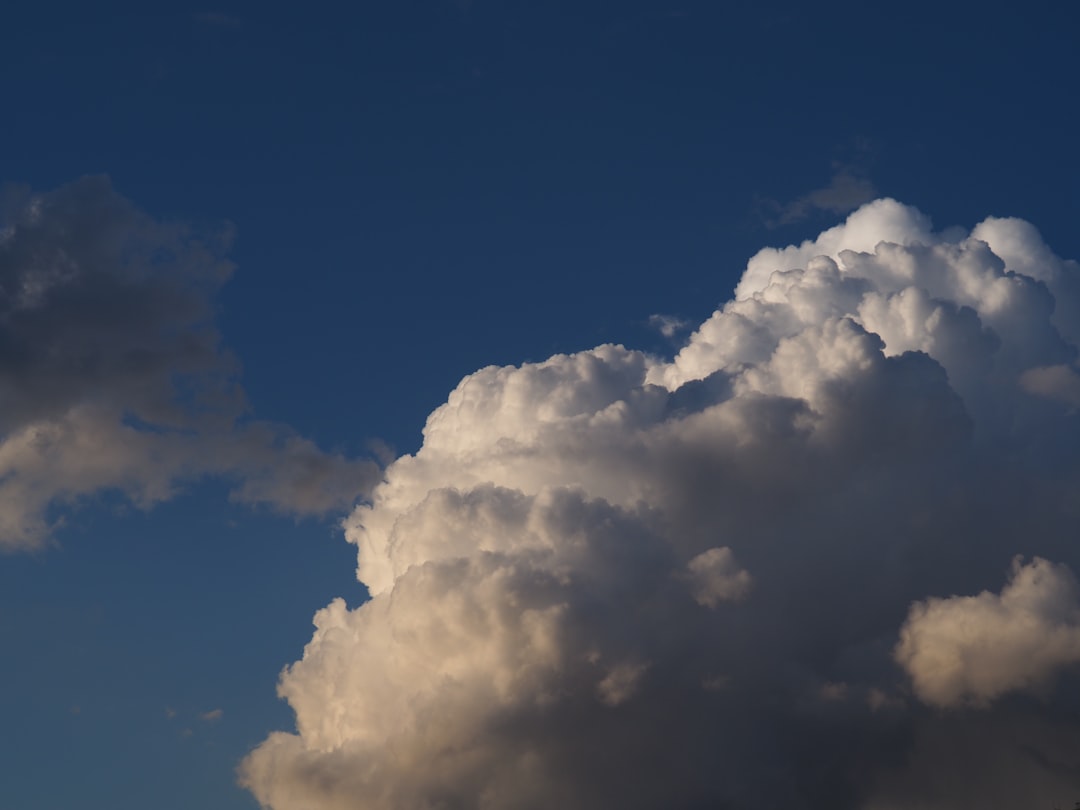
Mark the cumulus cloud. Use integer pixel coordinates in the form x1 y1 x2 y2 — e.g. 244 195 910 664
896 557 1080 708
243 199 1080 809
0 177 378 550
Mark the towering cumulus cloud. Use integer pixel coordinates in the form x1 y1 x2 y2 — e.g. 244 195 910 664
243 199 1080 809
0 177 378 550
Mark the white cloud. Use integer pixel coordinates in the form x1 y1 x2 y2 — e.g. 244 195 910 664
0 177 379 550
896 557 1080 708
736 198 934 300
242 199 1080 809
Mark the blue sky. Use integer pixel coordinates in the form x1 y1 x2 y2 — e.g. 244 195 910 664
1 2 1078 809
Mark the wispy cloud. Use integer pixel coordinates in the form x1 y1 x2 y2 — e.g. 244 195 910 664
647 313 690 338
757 142 879 228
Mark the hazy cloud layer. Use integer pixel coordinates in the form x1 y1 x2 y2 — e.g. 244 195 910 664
0 177 378 550
243 199 1080 809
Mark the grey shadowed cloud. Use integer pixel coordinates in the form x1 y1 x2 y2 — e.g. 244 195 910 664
757 143 879 228
0 176 379 551
241 199 1080 809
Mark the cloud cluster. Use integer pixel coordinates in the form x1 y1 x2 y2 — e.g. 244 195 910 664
243 199 1080 809
0 177 378 550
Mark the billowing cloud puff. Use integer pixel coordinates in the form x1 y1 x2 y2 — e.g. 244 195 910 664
686 546 753 608
896 556 1080 708
0 177 378 550
243 199 1080 810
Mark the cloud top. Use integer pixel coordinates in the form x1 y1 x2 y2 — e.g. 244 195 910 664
243 198 1080 810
